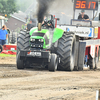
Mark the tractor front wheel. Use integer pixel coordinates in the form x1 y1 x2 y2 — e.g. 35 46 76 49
48 54 58 72
17 52 24 69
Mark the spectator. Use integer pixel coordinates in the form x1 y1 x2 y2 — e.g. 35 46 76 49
0 25 8 46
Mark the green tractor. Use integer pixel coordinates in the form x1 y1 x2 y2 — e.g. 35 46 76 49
17 15 76 71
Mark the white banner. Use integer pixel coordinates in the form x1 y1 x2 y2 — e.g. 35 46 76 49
57 25 94 37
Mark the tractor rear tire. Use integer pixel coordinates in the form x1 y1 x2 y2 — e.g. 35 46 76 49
17 52 24 69
48 54 58 72
57 32 76 71
17 30 26 54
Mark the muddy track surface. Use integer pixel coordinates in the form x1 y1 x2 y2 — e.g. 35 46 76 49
0 57 100 100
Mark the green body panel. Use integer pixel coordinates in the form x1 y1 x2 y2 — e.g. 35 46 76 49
52 28 64 43
30 27 38 35
30 27 49 36
29 27 64 49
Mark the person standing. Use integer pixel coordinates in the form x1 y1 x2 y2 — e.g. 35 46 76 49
0 25 8 46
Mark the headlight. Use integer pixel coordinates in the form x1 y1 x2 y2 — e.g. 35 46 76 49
31 39 35 42
39 39 43 42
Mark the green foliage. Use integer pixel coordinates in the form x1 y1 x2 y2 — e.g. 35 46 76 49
0 0 17 17
15 27 20 33
0 0 36 17
15 0 34 12
21 25 26 29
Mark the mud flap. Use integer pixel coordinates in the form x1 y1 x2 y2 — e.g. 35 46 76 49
74 36 79 70
78 42 86 71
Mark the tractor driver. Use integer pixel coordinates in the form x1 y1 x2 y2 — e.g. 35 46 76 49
42 16 54 28
78 10 89 20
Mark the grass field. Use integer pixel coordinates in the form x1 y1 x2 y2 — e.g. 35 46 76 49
0 54 16 57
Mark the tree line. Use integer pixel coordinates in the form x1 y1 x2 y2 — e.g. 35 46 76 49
0 0 34 17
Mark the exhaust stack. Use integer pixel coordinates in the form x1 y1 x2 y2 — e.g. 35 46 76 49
38 23 42 31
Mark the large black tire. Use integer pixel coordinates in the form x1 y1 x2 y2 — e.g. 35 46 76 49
17 52 24 69
57 32 76 71
24 32 30 50
48 54 58 72
17 30 26 54
0 45 3 53
87 54 96 69
17 30 28 69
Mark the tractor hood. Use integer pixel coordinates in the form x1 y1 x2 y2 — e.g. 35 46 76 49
29 27 64 49
30 27 50 48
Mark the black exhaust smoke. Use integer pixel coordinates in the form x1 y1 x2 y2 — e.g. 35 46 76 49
37 0 53 30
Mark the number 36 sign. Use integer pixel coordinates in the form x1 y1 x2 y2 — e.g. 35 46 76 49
74 0 98 10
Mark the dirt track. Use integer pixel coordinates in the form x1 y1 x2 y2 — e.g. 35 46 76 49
0 57 100 100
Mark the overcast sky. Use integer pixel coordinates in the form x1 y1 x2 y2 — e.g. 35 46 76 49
28 0 100 24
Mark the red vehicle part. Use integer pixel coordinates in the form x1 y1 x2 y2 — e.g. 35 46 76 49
85 27 100 58
85 45 99 58
3 44 17 51
55 18 58 28
1 44 17 55
1 50 16 55
98 27 100 39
